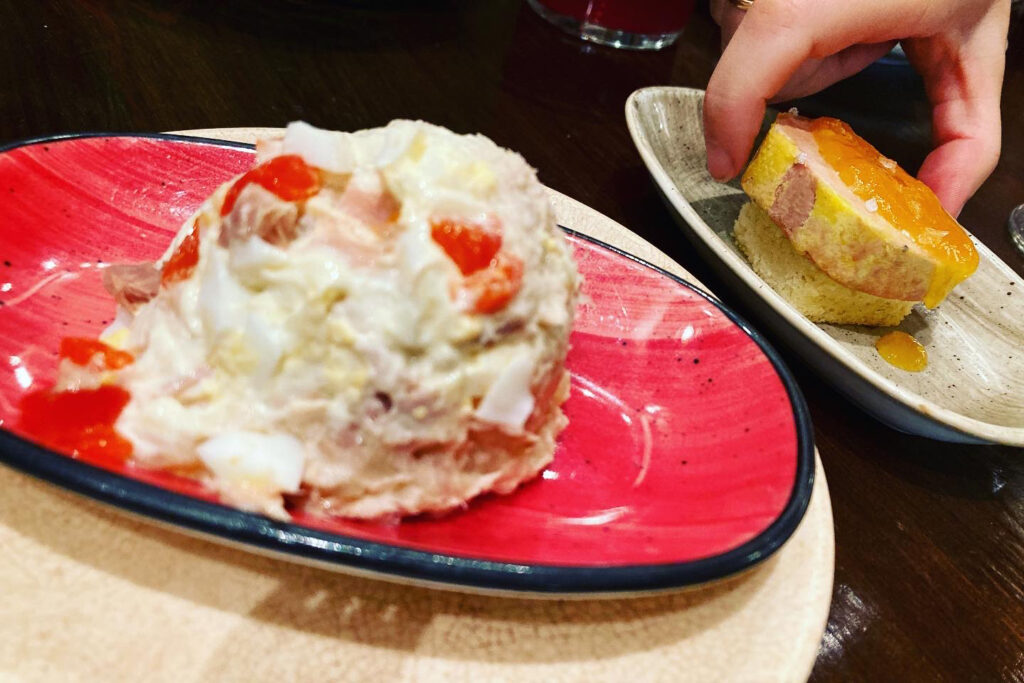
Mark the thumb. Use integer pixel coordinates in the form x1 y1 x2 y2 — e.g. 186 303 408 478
916 134 999 217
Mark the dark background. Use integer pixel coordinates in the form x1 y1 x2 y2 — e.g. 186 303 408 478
2 1 1023 679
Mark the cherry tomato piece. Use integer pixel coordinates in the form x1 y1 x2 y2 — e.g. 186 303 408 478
59 337 134 369
161 220 201 286
467 253 524 314
430 218 502 275
221 154 323 217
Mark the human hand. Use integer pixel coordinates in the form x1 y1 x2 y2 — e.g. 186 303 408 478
703 0 1011 216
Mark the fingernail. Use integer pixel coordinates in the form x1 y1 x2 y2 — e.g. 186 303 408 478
706 140 733 181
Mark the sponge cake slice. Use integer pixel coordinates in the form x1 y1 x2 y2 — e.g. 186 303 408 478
740 114 978 310
734 201 915 327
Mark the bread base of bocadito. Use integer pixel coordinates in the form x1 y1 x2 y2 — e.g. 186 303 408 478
734 202 915 326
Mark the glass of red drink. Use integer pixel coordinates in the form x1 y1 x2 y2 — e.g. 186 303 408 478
527 0 695 50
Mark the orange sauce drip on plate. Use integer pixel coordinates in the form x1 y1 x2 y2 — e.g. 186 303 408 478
807 116 978 307
875 331 927 372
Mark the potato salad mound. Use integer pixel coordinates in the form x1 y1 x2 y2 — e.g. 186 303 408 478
88 121 579 519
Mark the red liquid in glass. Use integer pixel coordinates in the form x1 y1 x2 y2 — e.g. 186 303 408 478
537 0 695 35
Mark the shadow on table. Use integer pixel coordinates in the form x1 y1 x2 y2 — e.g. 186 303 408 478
842 428 1024 502
1 467 772 667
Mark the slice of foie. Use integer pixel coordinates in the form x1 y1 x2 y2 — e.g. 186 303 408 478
741 113 978 307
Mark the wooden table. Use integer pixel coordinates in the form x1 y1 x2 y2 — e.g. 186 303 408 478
2 1 1022 680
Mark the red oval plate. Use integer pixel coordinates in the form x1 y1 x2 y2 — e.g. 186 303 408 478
0 134 814 596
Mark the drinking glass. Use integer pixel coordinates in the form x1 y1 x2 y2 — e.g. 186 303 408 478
527 0 696 51
1010 203 1024 255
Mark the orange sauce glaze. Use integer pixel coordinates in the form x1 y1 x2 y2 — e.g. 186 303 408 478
806 116 978 307
875 331 928 372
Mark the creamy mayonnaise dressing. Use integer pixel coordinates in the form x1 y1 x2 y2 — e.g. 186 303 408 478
101 121 579 519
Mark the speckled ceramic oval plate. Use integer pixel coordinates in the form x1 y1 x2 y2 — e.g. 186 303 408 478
627 86 1024 446
0 132 815 596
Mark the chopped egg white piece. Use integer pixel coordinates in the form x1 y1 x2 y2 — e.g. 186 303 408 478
283 121 355 174
197 431 306 494
475 353 537 429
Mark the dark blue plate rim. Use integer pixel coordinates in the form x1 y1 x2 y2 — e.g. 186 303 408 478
0 132 815 596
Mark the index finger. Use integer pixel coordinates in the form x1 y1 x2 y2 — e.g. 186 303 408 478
910 2 1009 214
702 0 930 180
